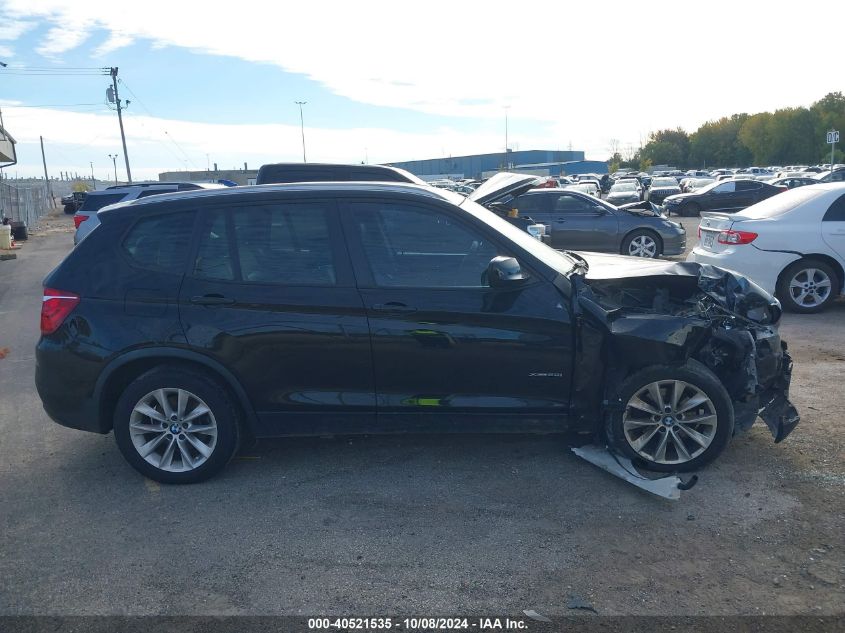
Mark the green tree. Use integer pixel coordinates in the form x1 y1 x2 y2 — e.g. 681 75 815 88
640 128 690 167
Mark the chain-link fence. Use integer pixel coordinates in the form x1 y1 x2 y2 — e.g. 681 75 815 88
0 181 54 230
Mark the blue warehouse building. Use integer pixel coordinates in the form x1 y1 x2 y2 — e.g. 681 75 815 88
388 149 608 181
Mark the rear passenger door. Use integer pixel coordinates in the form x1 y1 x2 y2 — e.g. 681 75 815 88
821 193 845 265
177 198 375 436
735 180 762 209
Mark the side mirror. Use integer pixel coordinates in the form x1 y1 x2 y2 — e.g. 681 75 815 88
487 256 529 287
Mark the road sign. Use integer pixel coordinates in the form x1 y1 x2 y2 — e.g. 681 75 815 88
828 130 840 144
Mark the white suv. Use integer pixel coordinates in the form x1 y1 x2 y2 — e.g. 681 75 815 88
688 183 845 313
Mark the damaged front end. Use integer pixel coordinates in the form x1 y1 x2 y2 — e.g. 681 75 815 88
570 254 800 443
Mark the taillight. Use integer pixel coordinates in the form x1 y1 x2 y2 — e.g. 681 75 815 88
41 288 80 335
73 214 90 229
717 230 758 245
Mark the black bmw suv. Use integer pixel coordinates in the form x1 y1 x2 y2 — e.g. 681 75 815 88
36 182 799 483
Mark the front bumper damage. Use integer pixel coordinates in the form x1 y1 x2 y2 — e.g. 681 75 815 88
569 254 801 444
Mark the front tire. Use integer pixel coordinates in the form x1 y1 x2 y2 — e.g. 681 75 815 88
776 259 838 314
606 361 734 472
113 366 241 484
621 230 661 258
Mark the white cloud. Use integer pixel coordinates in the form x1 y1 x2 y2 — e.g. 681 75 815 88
0 44 14 58
2 0 843 175
2 104 560 179
0 19 33 40
5 0 843 122
92 31 133 57
35 25 90 58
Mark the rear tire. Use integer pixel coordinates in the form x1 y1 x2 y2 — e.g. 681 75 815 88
776 259 838 314
605 360 734 472
113 366 241 484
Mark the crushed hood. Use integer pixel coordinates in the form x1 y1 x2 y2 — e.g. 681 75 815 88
575 252 781 323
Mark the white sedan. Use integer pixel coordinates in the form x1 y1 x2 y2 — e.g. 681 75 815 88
688 183 845 313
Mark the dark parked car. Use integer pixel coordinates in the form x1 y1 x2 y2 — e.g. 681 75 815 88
507 189 685 258
606 180 643 206
663 179 784 216
646 177 681 204
770 177 818 190
36 181 799 483
255 162 425 185
815 167 845 183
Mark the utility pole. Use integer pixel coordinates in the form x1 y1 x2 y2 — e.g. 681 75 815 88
504 106 510 169
295 101 307 163
108 154 119 185
90 161 95 186
109 67 132 183
40 136 53 204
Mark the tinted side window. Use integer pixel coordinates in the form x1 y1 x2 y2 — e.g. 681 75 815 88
713 182 736 194
823 194 845 222
736 181 761 191
80 192 129 211
123 211 196 273
232 203 335 285
512 194 548 214
351 202 501 287
137 188 177 199
831 171 845 183
554 194 594 213
194 209 235 280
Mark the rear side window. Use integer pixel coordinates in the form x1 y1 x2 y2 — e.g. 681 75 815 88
736 181 761 191
823 194 845 222
123 211 196 273
231 204 336 285
80 192 129 211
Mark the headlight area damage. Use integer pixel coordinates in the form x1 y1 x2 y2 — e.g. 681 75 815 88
569 255 800 445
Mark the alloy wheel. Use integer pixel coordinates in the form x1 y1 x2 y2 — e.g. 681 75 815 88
628 235 658 258
788 267 832 308
622 380 717 465
129 388 218 472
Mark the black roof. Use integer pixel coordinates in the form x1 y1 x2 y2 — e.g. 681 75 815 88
98 182 449 219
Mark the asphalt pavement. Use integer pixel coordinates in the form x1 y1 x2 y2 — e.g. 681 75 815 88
1 221 842 617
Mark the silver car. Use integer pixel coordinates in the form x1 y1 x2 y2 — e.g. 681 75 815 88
73 183 226 245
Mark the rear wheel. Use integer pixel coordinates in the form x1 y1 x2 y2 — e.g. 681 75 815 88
776 259 838 313
113 367 240 483
621 230 661 258
606 361 734 472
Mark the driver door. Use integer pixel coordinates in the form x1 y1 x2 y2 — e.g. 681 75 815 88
340 199 574 429
548 193 618 251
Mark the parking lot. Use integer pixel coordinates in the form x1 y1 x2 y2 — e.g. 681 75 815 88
1 212 843 617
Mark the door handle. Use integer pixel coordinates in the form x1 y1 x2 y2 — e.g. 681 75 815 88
190 294 235 305
372 302 417 313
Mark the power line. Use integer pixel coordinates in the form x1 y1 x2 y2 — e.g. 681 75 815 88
118 78 201 170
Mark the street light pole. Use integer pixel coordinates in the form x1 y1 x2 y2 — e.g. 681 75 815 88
108 154 119 185
295 101 307 163
90 161 95 186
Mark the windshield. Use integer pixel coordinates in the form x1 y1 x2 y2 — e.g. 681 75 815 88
736 186 826 219
651 178 678 187
435 190 580 275
611 182 637 192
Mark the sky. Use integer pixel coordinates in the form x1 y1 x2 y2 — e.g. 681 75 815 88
0 0 842 181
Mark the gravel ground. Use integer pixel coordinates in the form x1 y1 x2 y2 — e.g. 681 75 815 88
0 213 842 617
